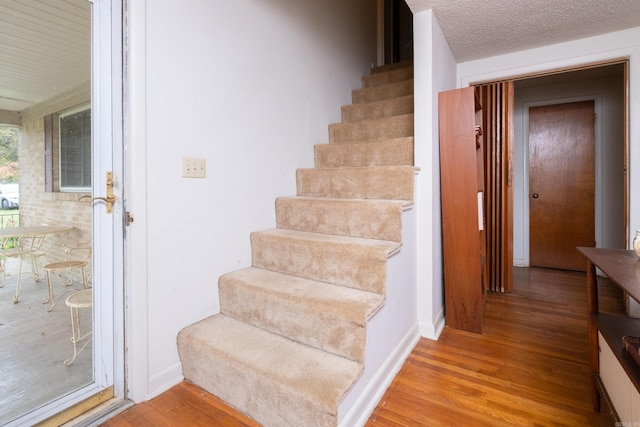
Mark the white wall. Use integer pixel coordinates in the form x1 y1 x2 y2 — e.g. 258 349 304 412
410 15 640 338
412 10 456 339
127 0 378 401
458 27 640 253
512 73 625 266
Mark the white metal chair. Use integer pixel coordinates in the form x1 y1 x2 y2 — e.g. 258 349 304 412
43 242 91 312
10 218 58 304
0 218 18 288
63 288 92 366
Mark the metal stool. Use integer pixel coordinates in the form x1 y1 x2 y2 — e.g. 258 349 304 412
64 288 92 366
43 255 89 312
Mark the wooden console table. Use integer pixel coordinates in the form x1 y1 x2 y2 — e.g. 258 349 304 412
578 246 640 417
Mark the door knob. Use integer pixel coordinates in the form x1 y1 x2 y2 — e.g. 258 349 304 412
79 171 116 214
532 193 539 199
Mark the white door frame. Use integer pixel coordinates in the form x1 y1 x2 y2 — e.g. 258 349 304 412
7 0 126 424
91 0 125 398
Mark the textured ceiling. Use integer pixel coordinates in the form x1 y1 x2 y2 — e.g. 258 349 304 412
406 0 640 62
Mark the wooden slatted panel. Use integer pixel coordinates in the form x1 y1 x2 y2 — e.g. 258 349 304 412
479 82 514 293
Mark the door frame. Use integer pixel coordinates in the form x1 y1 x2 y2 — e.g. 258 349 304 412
7 1 126 425
91 0 125 399
523 95 603 266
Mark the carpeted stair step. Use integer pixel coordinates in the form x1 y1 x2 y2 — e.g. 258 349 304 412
329 114 413 143
362 67 413 88
296 165 414 201
251 228 400 294
370 60 413 74
219 267 384 362
178 314 362 427
275 196 408 241
341 95 413 122
314 137 414 168
351 79 413 104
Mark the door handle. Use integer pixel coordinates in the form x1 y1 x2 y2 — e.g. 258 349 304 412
79 171 116 214
532 193 539 199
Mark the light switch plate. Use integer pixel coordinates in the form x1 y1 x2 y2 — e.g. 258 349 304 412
182 157 206 178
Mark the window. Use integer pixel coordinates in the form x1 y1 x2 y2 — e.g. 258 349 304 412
44 104 91 192
59 106 91 191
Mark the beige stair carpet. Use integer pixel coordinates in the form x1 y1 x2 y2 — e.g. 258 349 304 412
178 61 414 427
275 196 408 242
219 267 384 362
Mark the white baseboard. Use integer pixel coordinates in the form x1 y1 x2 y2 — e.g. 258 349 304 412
419 307 445 340
146 362 184 401
339 323 420 427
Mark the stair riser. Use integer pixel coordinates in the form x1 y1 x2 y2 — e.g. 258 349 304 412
276 197 403 242
219 278 369 362
314 138 414 169
362 67 413 88
352 79 413 104
329 114 413 144
178 315 356 427
296 166 414 201
251 232 390 294
182 356 333 427
341 95 413 122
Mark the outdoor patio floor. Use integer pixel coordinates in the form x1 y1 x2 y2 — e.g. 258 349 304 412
0 258 92 425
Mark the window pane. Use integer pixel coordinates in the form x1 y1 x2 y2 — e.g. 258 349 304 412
60 109 91 190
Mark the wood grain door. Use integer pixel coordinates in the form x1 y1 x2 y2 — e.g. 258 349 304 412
529 101 595 271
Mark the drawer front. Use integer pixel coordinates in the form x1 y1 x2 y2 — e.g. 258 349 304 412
599 332 640 422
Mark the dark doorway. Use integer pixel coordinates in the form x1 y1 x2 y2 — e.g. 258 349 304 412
384 0 413 64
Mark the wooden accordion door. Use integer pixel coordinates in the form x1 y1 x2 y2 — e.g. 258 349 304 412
477 82 514 293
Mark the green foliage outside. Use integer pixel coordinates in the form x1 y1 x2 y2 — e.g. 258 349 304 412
0 210 19 248
0 126 19 183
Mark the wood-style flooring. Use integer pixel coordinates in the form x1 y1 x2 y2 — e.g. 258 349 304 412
100 267 620 426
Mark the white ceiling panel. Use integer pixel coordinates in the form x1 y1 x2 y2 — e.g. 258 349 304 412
0 0 90 112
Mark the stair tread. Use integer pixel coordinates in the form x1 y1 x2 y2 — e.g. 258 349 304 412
314 137 414 169
277 195 412 209
331 113 414 128
328 113 414 144
182 314 363 411
296 165 415 201
352 79 413 103
341 95 414 122
275 196 409 242
252 228 401 256
362 68 413 87
371 60 413 74
221 267 385 323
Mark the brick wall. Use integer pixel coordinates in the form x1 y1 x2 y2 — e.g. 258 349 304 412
17 82 92 275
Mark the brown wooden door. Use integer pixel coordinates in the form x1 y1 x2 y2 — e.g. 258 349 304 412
529 101 595 271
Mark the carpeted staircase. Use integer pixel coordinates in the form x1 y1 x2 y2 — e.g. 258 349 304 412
178 61 414 427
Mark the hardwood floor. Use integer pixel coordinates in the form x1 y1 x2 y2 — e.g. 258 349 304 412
101 267 620 426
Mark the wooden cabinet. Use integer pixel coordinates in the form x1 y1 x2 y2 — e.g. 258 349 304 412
578 247 640 423
438 87 485 334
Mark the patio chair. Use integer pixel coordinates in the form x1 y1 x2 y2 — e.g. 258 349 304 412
11 218 70 304
43 242 91 312
63 287 92 366
0 218 18 288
